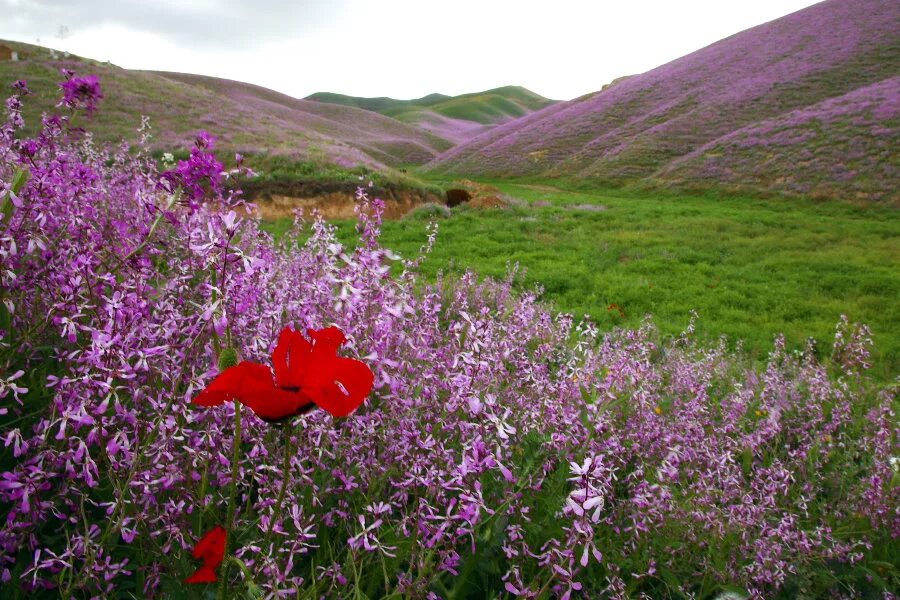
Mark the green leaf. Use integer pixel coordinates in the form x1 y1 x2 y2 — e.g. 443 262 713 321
657 566 686 598
218 347 239 370
1 167 29 223
741 447 754 477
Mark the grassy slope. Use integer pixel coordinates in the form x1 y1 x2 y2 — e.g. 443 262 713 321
231 154 445 200
0 40 452 167
305 91 452 112
308 86 556 143
266 181 899 377
430 0 900 203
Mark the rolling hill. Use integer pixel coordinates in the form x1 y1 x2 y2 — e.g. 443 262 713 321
307 86 556 143
429 0 900 203
0 40 453 168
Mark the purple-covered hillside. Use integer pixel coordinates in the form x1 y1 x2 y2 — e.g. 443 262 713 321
430 0 900 203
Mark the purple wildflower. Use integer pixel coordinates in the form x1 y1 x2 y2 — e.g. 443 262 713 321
57 72 103 114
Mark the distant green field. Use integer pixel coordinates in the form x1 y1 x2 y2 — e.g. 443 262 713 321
265 181 899 377
308 86 556 125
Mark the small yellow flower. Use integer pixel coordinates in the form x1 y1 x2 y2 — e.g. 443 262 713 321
755 410 763 417
654 406 662 415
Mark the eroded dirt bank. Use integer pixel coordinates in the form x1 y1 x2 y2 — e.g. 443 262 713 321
235 180 445 220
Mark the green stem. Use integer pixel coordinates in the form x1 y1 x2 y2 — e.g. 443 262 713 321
217 402 243 600
196 461 210 536
266 423 295 538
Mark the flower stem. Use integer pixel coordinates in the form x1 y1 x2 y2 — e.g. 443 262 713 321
266 423 295 538
217 401 242 600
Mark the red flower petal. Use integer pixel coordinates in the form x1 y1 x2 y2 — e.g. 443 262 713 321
271 327 312 390
192 362 274 407
193 361 313 421
308 326 348 359
186 526 226 584
241 387 313 422
192 526 226 562
186 565 218 584
193 326 371 421
306 356 374 417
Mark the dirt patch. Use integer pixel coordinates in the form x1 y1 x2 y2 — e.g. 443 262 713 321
468 195 508 209
250 190 442 221
449 180 521 210
237 179 444 221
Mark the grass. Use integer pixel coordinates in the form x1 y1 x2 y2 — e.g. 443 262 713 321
308 86 554 125
385 94 531 125
230 154 445 198
264 179 899 378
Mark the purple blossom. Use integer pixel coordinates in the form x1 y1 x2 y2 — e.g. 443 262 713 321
161 131 224 203
57 72 103 114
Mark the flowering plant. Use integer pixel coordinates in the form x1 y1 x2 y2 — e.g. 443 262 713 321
0 73 896 599
57 69 103 114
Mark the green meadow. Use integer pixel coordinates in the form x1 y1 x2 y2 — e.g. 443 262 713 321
265 180 900 378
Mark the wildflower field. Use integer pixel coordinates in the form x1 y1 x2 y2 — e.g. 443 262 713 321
269 179 900 381
0 73 897 600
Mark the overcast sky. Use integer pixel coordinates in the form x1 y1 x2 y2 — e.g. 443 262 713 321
2 0 823 101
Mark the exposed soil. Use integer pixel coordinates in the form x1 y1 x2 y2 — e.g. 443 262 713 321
467 195 508 209
251 191 445 220
236 180 445 221
448 180 518 209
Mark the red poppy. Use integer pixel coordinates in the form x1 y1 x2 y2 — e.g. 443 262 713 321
193 326 374 421
186 525 226 584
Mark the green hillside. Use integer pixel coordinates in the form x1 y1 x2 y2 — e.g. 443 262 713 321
307 86 556 141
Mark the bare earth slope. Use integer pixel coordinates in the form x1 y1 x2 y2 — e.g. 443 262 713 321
0 41 452 167
429 0 900 203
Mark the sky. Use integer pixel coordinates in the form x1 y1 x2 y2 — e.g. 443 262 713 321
1 0 824 101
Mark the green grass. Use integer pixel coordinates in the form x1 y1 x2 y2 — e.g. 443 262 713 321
144 152 445 202
265 180 899 377
309 86 556 125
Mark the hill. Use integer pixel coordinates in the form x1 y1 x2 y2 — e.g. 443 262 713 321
0 40 453 167
307 86 556 143
429 0 900 203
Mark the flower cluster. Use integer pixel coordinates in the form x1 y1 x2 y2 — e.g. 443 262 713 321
195 326 373 421
0 76 896 599
160 130 225 204
57 70 103 114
